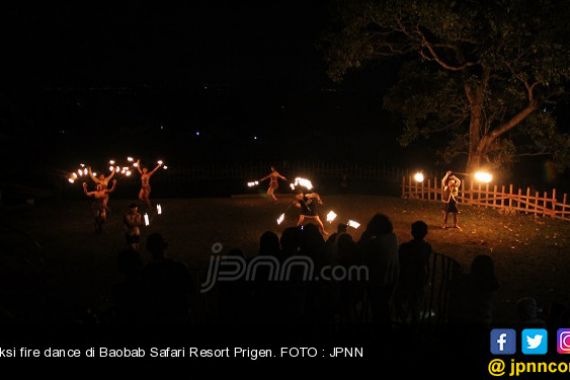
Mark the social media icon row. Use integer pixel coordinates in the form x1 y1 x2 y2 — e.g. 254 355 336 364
491 329 570 355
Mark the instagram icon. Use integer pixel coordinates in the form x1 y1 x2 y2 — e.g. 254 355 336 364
558 329 570 354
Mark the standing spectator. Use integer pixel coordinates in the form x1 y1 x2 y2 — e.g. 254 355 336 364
395 221 431 324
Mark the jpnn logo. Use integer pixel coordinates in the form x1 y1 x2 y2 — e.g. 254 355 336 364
522 329 548 355
490 329 516 355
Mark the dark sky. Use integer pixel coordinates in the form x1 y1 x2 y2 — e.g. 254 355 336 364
1 2 330 89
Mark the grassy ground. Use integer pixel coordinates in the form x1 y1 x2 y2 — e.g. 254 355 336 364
1 194 569 323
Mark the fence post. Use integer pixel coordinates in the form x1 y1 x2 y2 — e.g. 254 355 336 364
534 191 540 217
493 185 498 209
402 176 405 198
525 187 531 214
434 177 439 202
517 188 522 211
427 179 432 201
421 178 425 200
552 188 557 217
508 184 514 209
501 185 506 208
543 191 548 217
485 183 489 208
563 193 568 221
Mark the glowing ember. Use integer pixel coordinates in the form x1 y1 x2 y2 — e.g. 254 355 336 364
126 171 132 176
127 157 134 162
72 173 78 179
144 213 150 226
115 166 121 172
68 178 75 184
80 163 85 168
109 160 115 165
92 172 97 177
293 177 313 190
414 172 425 183
326 210 337 223
157 204 162 215
276 213 285 225
133 162 139 168
109 166 114 172
474 171 493 183
347 220 361 229
157 160 163 165
247 181 260 188
163 165 168 170
289 183 295 190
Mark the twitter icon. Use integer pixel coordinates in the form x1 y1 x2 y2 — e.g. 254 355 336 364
522 329 548 355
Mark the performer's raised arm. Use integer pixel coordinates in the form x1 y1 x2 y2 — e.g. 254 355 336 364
105 168 116 182
135 160 143 175
107 179 117 193
276 171 287 180
306 192 323 204
259 174 271 182
149 162 162 176
442 171 452 186
88 167 99 184
83 182 94 197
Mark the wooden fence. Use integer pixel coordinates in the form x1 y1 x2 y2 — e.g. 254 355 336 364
402 175 570 221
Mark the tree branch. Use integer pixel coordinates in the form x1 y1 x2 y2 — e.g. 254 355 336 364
415 26 478 71
489 102 539 141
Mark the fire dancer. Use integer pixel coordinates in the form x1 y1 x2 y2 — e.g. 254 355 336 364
259 166 287 201
442 171 461 229
136 160 163 209
88 166 116 191
124 203 143 250
83 179 117 233
293 190 328 235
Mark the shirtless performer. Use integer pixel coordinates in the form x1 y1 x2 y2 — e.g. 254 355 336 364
136 160 163 209
83 179 117 233
259 166 287 201
124 203 143 250
293 190 328 236
88 166 115 191
441 171 461 229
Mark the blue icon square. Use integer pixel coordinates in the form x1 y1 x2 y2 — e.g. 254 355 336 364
490 329 516 355
522 329 548 355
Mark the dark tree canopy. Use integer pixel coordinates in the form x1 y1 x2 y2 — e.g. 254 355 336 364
324 0 570 172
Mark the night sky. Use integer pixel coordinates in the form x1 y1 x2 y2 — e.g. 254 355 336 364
0 2 565 189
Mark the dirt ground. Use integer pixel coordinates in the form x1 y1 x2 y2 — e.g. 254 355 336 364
2 194 569 323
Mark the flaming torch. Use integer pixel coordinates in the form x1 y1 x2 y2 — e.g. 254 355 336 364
326 210 337 223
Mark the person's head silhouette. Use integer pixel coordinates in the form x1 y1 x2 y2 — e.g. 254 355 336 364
146 233 168 260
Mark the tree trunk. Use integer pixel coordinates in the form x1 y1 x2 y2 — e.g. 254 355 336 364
465 82 485 173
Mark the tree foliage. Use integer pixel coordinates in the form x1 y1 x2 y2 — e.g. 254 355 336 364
324 0 570 171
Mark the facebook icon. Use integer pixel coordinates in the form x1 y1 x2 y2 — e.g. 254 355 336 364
491 329 516 355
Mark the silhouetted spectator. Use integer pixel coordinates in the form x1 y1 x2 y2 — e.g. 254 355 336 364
142 233 194 324
218 248 249 324
516 297 546 327
395 221 431 324
448 255 499 326
336 233 365 323
359 213 399 326
280 227 302 261
112 248 144 325
325 223 349 265
259 231 280 256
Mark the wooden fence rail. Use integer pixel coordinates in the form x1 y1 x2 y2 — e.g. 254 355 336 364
402 175 570 221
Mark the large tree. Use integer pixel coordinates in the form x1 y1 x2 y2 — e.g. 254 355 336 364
324 0 570 172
